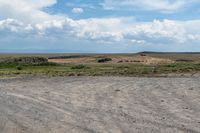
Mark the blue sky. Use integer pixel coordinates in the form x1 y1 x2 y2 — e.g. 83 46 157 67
50 0 200 21
1 0 200 53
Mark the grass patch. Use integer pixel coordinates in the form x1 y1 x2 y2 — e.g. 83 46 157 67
0 61 200 76
33 62 60 66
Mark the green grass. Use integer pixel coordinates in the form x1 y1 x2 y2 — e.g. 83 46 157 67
0 62 200 76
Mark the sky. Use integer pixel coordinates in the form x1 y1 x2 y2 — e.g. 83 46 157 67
1 0 200 53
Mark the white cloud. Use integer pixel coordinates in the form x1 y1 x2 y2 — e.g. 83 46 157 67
1 17 200 46
0 0 59 23
102 0 198 13
66 2 96 9
73 18 200 44
72 8 84 14
1 0 200 49
0 19 24 32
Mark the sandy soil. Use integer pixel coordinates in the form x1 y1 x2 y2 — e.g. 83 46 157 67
48 57 95 64
0 76 200 133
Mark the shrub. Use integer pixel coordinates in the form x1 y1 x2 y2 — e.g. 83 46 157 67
176 59 193 62
165 64 177 68
16 65 23 70
97 58 112 63
71 64 87 69
140 54 146 56
33 62 59 66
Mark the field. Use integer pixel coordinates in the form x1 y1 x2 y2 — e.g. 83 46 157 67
1 53 200 133
0 52 200 76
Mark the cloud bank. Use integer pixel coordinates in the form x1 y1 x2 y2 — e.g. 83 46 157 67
0 0 200 52
1 17 200 45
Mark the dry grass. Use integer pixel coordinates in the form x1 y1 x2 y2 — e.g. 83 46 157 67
48 57 95 64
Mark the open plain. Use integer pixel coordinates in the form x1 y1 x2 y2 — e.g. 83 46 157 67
0 76 200 133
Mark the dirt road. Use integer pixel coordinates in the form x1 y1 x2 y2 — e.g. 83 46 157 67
0 76 200 133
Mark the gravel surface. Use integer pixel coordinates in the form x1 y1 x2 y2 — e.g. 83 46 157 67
0 76 200 133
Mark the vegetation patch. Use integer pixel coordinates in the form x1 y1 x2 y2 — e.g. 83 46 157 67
0 57 48 64
97 58 112 63
71 64 88 69
16 65 23 70
1 54 200 77
176 59 194 62
48 55 88 59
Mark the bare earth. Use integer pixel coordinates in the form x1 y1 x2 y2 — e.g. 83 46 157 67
0 76 200 133
48 55 174 65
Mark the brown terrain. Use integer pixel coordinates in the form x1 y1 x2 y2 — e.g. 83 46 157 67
1 53 200 133
48 54 174 65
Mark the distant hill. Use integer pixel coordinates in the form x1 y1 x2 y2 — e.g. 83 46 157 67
138 51 200 54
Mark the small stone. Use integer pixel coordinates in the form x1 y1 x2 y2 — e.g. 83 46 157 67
161 100 165 102
161 117 166 120
188 88 194 90
183 107 189 109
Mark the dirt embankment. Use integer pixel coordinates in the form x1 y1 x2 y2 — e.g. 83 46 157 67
0 57 48 64
0 77 200 133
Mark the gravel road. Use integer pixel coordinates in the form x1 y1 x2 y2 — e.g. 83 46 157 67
0 76 200 133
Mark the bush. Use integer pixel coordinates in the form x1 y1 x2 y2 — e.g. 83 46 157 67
16 65 23 70
71 64 87 69
165 64 177 68
176 59 193 62
140 54 146 56
33 62 59 66
97 58 112 63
